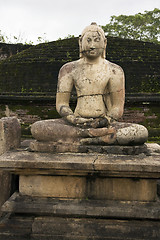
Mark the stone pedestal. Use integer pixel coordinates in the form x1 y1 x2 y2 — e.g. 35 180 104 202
0 149 160 239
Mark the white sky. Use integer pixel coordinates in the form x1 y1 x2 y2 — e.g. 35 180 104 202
0 0 160 44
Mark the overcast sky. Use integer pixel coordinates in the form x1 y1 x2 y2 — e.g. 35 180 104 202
0 0 160 44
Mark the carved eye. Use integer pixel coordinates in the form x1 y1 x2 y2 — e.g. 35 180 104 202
94 37 100 42
87 38 92 43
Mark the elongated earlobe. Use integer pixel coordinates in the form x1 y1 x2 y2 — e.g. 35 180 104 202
79 35 83 58
103 38 107 58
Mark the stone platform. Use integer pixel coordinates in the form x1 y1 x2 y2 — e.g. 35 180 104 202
29 141 160 155
0 148 160 239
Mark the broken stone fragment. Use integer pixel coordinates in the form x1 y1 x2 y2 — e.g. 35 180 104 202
0 117 21 155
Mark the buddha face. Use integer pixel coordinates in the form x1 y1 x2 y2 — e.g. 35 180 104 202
81 31 105 59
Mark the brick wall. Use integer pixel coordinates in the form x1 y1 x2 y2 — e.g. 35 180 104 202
0 37 159 94
0 43 31 61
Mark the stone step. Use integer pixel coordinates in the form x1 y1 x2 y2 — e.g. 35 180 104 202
0 213 160 240
2 192 160 220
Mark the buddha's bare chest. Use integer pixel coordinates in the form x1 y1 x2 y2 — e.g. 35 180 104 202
73 65 109 96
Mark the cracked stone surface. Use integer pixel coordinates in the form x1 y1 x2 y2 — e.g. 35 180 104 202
115 123 148 145
0 148 160 201
0 148 160 176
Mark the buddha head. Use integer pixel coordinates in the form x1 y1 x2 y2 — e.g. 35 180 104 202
79 22 107 59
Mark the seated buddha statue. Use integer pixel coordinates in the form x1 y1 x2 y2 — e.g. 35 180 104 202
30 23 148 151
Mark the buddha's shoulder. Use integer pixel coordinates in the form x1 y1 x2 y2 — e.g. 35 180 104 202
107 60 124 75
59 60 79 75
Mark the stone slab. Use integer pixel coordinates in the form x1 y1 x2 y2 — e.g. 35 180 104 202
19 175 157 201
0 213 160 240
2 192 160 220
0 215 33 240
31 217 160 240
29 141 160 155
19 175 86 199
0 150 160 178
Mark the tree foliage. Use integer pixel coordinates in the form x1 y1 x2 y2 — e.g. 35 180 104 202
0 30 5 43
0 30 49 45
102 8 160 43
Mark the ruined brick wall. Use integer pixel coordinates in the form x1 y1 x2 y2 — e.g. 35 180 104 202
107 38 160 93
0 43 31 61
0 37 159 94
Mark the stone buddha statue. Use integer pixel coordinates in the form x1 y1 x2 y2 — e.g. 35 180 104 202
30 23 148 152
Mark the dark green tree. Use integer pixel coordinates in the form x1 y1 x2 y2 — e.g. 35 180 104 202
102 8 160 43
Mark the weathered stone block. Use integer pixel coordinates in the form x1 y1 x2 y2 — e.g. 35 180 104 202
0 117 21 155
19 175 86 199
19 175 157 201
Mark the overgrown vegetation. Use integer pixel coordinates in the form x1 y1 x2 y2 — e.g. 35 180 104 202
102 8 160 43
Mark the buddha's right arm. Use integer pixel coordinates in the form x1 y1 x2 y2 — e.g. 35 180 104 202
56 92 74 120
56 63 94 126
56 62 77 123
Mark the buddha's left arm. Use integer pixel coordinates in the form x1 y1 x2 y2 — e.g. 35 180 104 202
105 65 125 120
